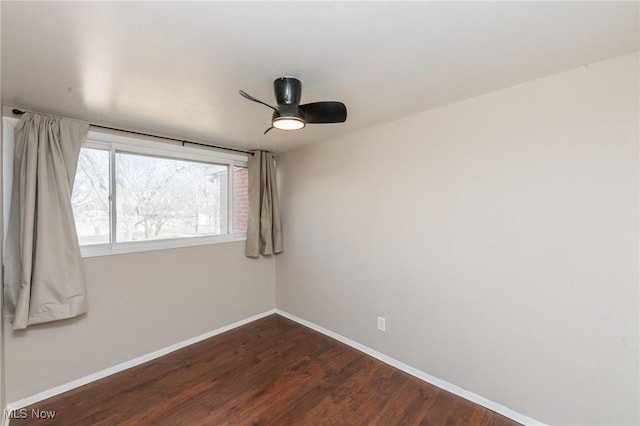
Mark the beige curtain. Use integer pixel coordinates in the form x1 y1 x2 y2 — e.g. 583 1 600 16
246 150 284 258
4 112 89 330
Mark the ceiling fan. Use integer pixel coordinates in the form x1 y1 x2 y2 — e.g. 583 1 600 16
239 77 347 134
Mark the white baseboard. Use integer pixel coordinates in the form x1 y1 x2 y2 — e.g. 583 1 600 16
275 309 546 426
4 308 277 416
4 308 544 426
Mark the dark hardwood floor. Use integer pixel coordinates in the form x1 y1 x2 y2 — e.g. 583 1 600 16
12 315 520 425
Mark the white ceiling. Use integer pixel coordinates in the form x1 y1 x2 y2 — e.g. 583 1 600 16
1 2 638 153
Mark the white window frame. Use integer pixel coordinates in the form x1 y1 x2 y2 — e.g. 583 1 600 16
2 116 248 259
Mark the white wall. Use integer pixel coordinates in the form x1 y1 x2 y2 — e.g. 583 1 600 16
4 241 275 402
276 53 639 425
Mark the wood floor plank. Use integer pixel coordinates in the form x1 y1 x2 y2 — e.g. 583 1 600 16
12 315 520 425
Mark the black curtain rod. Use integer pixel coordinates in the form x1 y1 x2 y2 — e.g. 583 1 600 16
11 108 254 156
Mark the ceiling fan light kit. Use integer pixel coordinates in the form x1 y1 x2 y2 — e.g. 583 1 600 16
240 77 347 134
272 116 305 131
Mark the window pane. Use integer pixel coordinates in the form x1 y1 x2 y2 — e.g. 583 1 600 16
233 166 249 234
115 152 228 242
72 148 110 245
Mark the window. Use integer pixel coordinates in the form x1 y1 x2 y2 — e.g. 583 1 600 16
115 152 228 242
70 131 248 256
72 147 110 245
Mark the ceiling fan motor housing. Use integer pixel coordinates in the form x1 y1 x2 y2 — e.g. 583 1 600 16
274 77 302 106
272 105 305 120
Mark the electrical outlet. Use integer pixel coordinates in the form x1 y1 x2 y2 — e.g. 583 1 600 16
377 316 386 332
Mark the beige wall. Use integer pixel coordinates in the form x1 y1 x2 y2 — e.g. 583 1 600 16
276 53 639 425
0 3 4 409
5 241 275 402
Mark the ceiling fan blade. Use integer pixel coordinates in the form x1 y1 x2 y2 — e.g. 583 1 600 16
299 102 347 124
239 90 278 112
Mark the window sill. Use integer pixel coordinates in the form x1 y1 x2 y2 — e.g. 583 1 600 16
80 234 247 258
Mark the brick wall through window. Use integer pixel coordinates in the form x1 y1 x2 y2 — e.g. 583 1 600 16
232 166 248 233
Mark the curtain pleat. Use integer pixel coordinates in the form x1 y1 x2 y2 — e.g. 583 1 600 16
246 150 283 257
4 112 89 329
